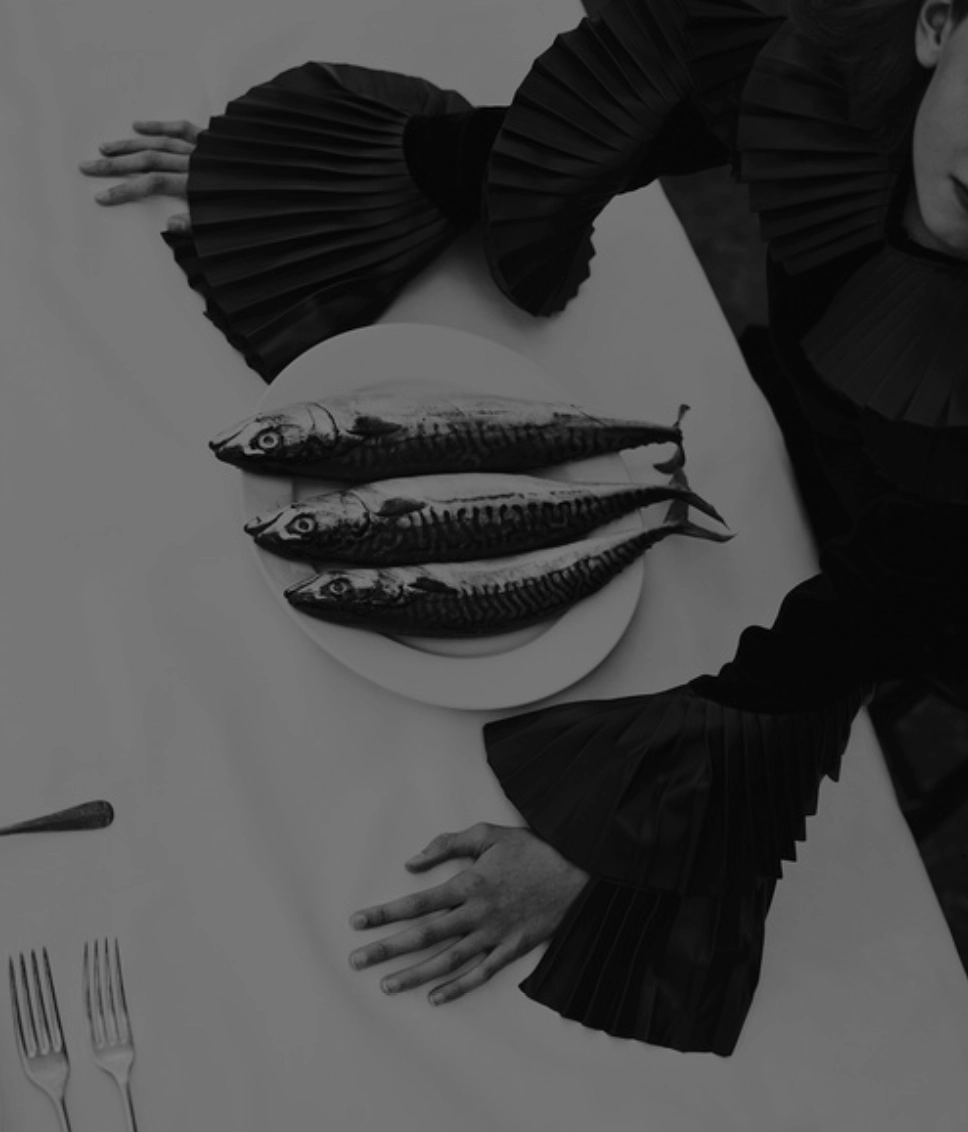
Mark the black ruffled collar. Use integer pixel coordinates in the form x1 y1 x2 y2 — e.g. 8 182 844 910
735 21 968 502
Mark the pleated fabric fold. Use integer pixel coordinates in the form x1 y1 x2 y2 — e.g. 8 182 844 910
798 240 968 503
482 681 869 1054
735 22 968 503
734 23 904 274
162 62 473 381
518 874 774 1055
479 0 784 316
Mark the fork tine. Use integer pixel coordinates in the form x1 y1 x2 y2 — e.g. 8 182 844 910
83 941 100 1047
30 950 52 1054
92 940 103 1040
42 948 66 1053
103 937 119 1042
88 941 107 1045
94 939 115 1045
18 954 40 1056
111 938 132 1042
9 957 32 1060
82 942 92 1035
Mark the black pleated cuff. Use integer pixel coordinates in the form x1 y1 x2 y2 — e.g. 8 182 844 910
482 680 869 1053
161 61 474 381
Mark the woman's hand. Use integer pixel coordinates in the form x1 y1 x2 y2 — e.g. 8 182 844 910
348 821 590 1006
78 120 202 233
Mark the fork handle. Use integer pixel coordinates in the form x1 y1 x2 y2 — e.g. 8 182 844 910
120 1079 139 1132
55 1096 74 1132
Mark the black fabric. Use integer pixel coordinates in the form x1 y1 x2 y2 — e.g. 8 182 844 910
402 107 508 227
483 677 869 1054
400 96 735 230
479 0 785 315
738 323 852 547
734 22 968 504
162 61 474 382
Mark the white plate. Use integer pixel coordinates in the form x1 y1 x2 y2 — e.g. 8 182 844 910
239 323 648 710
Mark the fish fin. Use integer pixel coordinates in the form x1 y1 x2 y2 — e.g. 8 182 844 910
376 496 427 518
350 414 404 438
411 576 460 595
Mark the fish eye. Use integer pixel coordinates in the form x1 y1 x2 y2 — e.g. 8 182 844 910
256 430 281 451
290 515 317 536
325 577 351 597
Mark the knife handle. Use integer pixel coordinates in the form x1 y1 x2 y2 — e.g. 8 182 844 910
0 800 114 837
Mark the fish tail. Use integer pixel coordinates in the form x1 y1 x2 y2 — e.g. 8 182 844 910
669 517 735 544
663 462 696 520
673 487 726 526
661 463 733 542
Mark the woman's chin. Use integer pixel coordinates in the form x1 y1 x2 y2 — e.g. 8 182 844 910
927 222 968 258
905 200 968 259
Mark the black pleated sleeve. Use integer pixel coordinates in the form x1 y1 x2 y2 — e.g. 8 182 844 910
482 486 968 1055
161 0 784 379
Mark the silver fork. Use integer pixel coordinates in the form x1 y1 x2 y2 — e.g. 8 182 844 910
83 938 139 1132
8 948 73 1131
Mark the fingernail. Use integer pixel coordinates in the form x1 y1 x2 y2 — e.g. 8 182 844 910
429 992 443 1006
350 953 366 970
351 913 367 929
382 979 398 994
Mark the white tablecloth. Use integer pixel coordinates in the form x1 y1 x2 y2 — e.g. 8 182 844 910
2 0 968 1128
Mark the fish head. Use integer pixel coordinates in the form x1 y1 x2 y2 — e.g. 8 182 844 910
285 568 412 623
209 403 337 472
244 492 369 554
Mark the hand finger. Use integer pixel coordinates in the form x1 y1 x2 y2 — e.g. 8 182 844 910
166 212 192 234
93 172 188 205
405 822 494 871
429 942 519 1006
132 119 202 143
98 136 195 156
349 909 472 971
350 876 466 931
79 151 189 177
376 934 490 994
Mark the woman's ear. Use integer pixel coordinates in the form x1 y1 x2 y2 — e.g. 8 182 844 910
915 0 956 68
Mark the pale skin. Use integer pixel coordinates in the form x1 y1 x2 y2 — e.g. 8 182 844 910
75 0 966 1007
345 823 589 1005
906 0 968 258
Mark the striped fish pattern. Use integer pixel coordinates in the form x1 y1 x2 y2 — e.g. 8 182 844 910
245 471 726 565
210 391 689 481
284 498 732 637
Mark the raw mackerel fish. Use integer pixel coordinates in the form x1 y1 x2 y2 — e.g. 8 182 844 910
210 391 689 481
283 494 732 637
245 472 726 565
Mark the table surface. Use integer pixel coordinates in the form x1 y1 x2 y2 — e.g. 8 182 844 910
2 0 968 1128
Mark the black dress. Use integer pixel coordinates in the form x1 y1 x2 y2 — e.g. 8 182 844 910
162 0 968 1056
